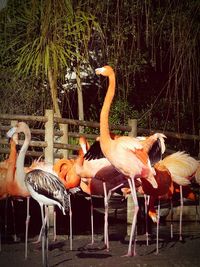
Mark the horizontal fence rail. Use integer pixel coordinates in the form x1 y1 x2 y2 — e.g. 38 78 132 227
0 109 199 163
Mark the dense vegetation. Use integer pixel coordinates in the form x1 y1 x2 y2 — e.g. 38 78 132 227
0 0 199 155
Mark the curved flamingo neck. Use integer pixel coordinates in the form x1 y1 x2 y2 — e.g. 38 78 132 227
16 126 31 192
100 72 115 151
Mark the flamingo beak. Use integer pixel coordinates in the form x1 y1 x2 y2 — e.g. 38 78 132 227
6 127 17 138
146 175 158 189
95 67 105 75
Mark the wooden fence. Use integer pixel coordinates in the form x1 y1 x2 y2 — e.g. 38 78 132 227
0 109 200 163
0 109 200 230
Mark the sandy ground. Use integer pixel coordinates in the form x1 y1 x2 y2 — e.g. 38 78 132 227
1 221 200 267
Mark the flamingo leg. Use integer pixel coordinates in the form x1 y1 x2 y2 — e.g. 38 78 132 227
34 225 42 244
195 192 200 222
0 202 1 252
179 185 183 241
170 199 174 239
103 182 124 251
195 191 200 222
40 204 49 266
4 197 8 243
0 224 1 252
25 197 30 259
33 204 44 244
33 205 56 244
53 206 57 241
68 196 73 251
107 183 124 201
84 196 94 247
11 199 17 242
155 199 160 255
40 204 45 266
103 182 109 251
44 206 49 267
90 197 94 245
144 194 150 246
125 178 139 257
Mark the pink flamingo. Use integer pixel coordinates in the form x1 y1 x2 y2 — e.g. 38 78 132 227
0 136 17 249
95 65 166 256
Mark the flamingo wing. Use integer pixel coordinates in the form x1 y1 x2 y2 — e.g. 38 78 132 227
25 169 70 211
117 136 143 152
84 140 104 160
148 138 163 166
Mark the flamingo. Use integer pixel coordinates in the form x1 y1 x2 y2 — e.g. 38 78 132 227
137 151 199 253
53 136 92 189
157 151 199 241
0 137 17 199
82 136 163 249
7 122 75 256
24 168 80 266
25 160 63 244
52 137 90 248
6 122 32 258
77 160 127 250
95 65 167 256
0 136 17 249
57 134 162 253
7 123 57 254
75 137 126 249
54 136 125 249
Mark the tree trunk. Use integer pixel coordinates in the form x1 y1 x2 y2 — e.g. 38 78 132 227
48 68 68 158
75 64 84 133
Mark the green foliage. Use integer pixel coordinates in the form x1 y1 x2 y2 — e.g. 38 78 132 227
0 0 199 151
1 0 75 77
110 99 138 126
0 67 51 115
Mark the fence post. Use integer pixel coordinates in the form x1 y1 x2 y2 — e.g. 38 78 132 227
127 119 137 236
44 109 54 231
44 109 54 165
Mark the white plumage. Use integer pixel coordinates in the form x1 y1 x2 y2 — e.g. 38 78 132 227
160 151 199 185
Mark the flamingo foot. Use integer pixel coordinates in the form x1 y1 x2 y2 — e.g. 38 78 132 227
121 251 136 257
32 235 42 244
32 239 41 244
149 211 158 223
103 244 109 252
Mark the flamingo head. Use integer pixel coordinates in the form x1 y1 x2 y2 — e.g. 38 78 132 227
6 127 21 152
14 122 30 134
95 65 114 77
7 121 31 141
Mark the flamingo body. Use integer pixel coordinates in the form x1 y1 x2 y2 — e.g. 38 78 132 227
25 169 71 215
0 138 17 199
161 151 199 185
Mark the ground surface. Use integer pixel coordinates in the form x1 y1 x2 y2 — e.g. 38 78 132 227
0 221 200 267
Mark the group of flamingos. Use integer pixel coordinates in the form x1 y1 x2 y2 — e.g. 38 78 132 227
1 66 200 266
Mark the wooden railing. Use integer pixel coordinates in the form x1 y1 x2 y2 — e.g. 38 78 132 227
0 109 199 164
